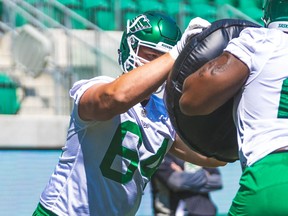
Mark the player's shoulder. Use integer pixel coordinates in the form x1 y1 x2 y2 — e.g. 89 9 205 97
228 26 286 52
70 75 115 99
89 75 115 83
240 27 284 42
72 75 114 90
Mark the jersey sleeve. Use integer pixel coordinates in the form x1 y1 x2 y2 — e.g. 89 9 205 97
224 27 279 79
69 76 115 124
69 76 114 104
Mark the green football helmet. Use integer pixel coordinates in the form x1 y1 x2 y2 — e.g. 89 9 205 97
263 0 288 31
118 11 181 73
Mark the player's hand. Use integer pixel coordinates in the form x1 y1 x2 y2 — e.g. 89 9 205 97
169 17 211 60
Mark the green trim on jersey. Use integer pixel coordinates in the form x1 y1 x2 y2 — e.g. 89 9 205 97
100 120 169 184
32 203 58 216
140 138 168 178
278 79 288 118
100 121 142 184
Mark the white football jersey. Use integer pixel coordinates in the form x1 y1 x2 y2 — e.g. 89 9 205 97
225 27 288 167
39 76 175 215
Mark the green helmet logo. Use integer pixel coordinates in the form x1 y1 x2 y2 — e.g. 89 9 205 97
263 0 288 31
118 11 182 73
129 15 152 33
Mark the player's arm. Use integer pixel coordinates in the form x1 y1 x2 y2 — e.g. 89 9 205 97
179 51 249 116
78 17 211 121
79 52 175 121
169 134 227 167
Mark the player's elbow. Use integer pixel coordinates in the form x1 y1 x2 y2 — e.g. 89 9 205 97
179 98 199 116
179 96 212 116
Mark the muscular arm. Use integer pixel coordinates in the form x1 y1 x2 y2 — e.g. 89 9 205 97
79 53 175 121
169 135 227 167
179 51 249 116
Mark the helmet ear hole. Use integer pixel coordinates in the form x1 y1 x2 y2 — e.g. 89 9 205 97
129 37 136 46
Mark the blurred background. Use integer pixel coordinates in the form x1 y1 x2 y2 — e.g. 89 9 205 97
0 0 262 215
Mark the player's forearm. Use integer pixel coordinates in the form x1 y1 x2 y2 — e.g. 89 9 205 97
171 147 226 167
170 135 227 167
101 53 174 116
112 53 174 104
79 53 175 121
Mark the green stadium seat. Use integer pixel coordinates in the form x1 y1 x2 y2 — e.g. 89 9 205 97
56 0 87 29
39 2 86 29
90 9 115 30
83 0 109 9
15 14 28 27
120 0 139 28
238 0 263 24
189 3 217 23
187 0 211 4
0 74 20 114
58 0 82 8
19 1 76 28
83 0 115 30
177 3 197 31
184 0 217 23
121 0 138 11
244 9 263 24
213 0 236 7
25 0 40 4
137 0 165 13
39 3 63 27
67 9 87 29
163 0 182 16
238 0 262 9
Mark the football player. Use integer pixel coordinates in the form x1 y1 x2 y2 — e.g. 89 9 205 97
180 0 288 215
33 11 224 216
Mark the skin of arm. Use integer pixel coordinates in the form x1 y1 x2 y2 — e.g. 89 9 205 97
79 50 174 121
169 134 227 167
179 51 249 116
170 161 183 172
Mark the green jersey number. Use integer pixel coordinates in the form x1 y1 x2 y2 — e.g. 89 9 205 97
100 120 169 184
278 79 288 118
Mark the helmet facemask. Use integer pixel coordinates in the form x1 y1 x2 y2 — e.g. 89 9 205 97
124 34 154 73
